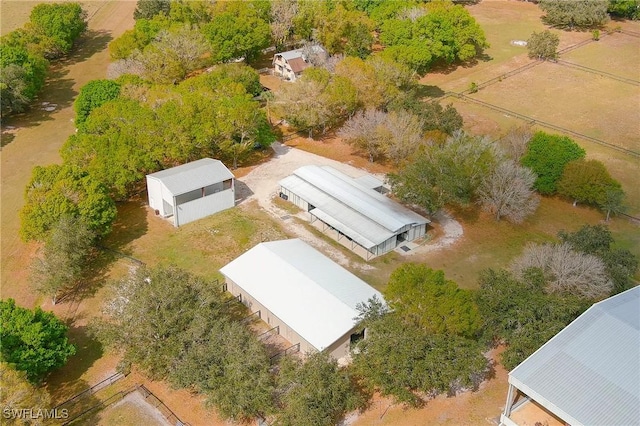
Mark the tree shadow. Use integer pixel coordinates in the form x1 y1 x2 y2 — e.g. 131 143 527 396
447 203 480 224
62 29 114 66
44 325 104 402
429 53 494 75
415 84 446 99
103 197 150 254
0 130 15 148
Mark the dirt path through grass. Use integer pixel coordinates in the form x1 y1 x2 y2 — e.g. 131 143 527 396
0 0 136 307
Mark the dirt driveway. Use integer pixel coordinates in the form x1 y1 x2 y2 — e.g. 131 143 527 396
237 142 463 269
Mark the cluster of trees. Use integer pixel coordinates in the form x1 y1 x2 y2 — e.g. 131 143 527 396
522 131 625 218
1 3 87 116
608 0 640 19
352 264 489 406
93 266 365 424
1 362 53 424
477 225 637 369
389 128 623 223
0 299 75 383
539 0 610 29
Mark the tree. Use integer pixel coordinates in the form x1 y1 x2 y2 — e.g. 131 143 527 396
30 216 96 305
136 26 210 84
378 0 489 74
134 0 171 20
275 352 365 426
317 4 375 58
109 14 172 60
498 125 532 161
334 56 415 110
338 109 390 163
391 98 463 136
599 186 626 221
511 242 613 299
385 264 482 338
608 0 640 19
539 0 609 29
274 68 358 137
28 3 87 59
0 299 76 383
384 109 427 164
95 267 275 421
0 64 31 116
351 313 489 406
476 269 589 369
521 131 586 195
20 164 117 242
270 0 298 49
557 158 624 207
559 225 638 294
527 30 560 60
202 2 272 63
0 363 51 426
74 79 121 128
388 131 497 213
478 160 539 223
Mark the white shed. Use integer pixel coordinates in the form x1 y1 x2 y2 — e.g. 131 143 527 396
146 158 234 227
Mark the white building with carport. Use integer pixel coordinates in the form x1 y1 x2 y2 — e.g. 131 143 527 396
146 158 234 227
500 286 640 426
278 165 429 260
219 238 385 362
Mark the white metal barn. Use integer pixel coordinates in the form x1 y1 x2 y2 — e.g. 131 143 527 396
146 158 234 227
219 239 385 362
278 165 430 259
500 286 640 426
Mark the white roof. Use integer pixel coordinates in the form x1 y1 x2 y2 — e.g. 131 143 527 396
219 239 384 351
147 158 233 196
276 48 304 61
509 286 640 426
279 166 428 249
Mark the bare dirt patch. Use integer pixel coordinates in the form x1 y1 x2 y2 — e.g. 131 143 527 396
94 391 170 426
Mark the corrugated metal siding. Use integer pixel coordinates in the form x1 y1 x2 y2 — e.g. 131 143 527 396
219 239 385 351
175 189 234 227
147 158 234 196
509 287 640 426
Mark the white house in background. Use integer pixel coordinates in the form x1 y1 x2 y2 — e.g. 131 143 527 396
278 165 430 260
146 158 234 227
500 286 640 426
272 45 327 81
219 239 385 362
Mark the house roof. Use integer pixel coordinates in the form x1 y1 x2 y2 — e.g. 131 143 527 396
219 239 384 352
509 286 640 426
146 158 233 196
279 166 429 249
275 45 326 62
287 57 309 74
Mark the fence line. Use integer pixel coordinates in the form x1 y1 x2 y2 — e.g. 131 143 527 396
446 93 640 158
137 384 191 426
242 310 261 323
554 59 640 86
54 372 127 410
618 29 640 38
258 326 280 341
62 385 139 425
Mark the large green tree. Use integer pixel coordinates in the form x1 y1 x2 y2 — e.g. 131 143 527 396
0 300 76 383
202 1 271 63
527 30 560 60
28 2 87 59
30 216 96 305
20 164 117 242
521 131 586 195
385 264 481 338
351 312 488 406
476 269 589 370
608 0 640 19
134 0 171 20
379 0 488 74
389 131 497 213
74 79 121 128
539 0 609 29
557 158 623 208
275 352 365 426
0 37 48 115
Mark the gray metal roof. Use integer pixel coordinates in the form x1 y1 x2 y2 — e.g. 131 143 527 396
275 45 326 61
354 174 384 190
147 158 233 196
219 239 384 351
279 166 428 248
509 286 640 426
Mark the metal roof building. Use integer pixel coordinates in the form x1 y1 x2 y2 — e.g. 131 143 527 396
278 165 429 259
219 239 385 360
146 158 235 227
500 286 640 426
